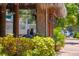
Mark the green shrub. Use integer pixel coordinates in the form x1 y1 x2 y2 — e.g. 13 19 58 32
0 35 56 56
0 44 3 55
53 27 66 49
31 36 56 56
0 37 34 56
22 36 56 56
74 32 79 38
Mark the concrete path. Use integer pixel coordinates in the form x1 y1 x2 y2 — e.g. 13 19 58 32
58 39 79 56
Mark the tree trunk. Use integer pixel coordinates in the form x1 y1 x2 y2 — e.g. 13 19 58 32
0 4 6 37
13 4 19 37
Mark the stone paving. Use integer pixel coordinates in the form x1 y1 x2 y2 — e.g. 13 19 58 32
58 38 79 56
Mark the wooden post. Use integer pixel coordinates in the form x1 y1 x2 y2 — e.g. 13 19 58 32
13 4 19 37
47 7 55 37
45 8 48 36
0 4 6 37
47 16 54 37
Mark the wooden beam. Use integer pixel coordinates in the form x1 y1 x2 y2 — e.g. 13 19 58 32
7 3 36 9
0 4 6 37
13 4 19 37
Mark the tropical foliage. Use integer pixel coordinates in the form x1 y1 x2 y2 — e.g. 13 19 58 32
56 4 79 29
19 9 36 24
53 27 66 51
55 4 79 39
0 35 56 56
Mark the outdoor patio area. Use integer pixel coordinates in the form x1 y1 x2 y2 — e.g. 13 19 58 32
0 3 79 56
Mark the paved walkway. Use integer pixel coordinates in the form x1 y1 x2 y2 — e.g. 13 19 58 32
58 38 79 56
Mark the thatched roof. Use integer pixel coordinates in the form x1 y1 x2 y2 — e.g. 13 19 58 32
37 3 67 18
50 3 67 18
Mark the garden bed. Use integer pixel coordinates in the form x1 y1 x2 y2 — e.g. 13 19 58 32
0 35 57 56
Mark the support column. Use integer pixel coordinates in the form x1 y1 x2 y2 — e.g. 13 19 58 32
47 7 55 37
13 4 19 37
47 17 54 37
36 4 46 36
0 4 6 37
45 8 48 36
